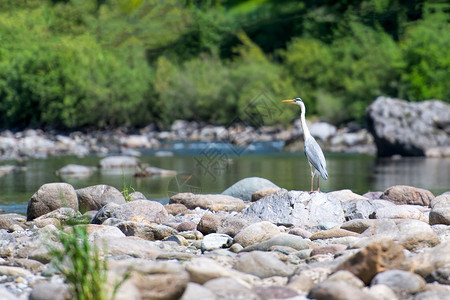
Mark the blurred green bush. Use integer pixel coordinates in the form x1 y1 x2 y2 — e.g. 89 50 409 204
0 0 448 129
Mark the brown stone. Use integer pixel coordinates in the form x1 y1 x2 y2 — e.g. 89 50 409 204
196 212 224 235
169 193 246 212
381 185 434 206
130 215 152 225
0 218 11 230
335 238 410 285
310 227 359 240
251 188 280 202
164 203 188 215
288 227 312 239
310 244 347 256
341 219 377 234
176 221 197 232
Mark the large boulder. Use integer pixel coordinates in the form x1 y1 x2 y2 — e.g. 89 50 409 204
221 177 280 202
366 97 450 157
76 185 126 213
27 183 78 221
241 189 370 228
380 185 434 206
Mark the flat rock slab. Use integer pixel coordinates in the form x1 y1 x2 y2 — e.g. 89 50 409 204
241 189 360 227
170 193 246 212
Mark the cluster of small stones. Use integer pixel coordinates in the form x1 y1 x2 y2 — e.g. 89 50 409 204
0 176 449 300
0 119 375 162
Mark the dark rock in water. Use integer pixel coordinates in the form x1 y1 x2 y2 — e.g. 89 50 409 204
27 183 78 221
56 164 96 178
76 184 126 213
134 165 177 177
222 177 280 202
381 185 434 206
366 97 450 157
99 155 139 168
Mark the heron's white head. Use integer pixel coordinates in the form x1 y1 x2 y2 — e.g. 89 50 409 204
282 97 304 106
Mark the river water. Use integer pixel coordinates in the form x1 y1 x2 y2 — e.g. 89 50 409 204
0 142 449 214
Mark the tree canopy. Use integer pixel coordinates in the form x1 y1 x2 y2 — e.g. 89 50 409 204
0 0 448 129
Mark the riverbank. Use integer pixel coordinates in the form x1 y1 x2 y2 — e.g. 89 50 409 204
0 177 449 299
0 119 376 162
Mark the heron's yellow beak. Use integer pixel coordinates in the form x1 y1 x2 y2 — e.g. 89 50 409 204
282 99 295 103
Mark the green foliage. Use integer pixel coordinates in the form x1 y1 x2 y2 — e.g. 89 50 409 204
121 172 135 201
0 0 448 129
49 225 110 300
399 4 450 101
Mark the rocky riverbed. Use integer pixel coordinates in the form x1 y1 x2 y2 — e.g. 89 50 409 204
1 97 448 164
0 177 449 299
0 118 376 163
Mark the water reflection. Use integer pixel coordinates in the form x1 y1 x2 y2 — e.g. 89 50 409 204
372 157 450 193
0 153 448 214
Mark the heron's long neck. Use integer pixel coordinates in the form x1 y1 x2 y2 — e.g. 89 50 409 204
299 103 311 139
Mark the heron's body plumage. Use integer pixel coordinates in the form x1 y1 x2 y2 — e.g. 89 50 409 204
305 136 328 180
282 97 328 192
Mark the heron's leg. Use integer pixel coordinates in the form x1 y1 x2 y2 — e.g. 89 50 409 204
309 163 314 193
317 176 320 192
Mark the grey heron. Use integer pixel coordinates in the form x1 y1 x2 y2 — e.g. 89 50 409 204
282 97 328 193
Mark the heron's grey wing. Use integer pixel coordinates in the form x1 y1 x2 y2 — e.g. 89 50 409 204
305 137 328 180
